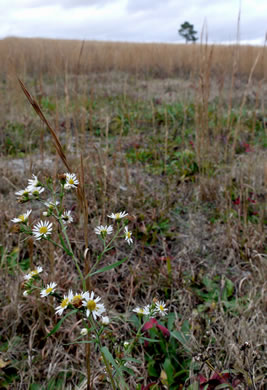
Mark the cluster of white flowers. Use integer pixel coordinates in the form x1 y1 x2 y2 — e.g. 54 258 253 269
12 173 79 240
24 266 43 281
133 300 168 317
36 283 109 325
15 174 44 201
95 211 133 245
51 289 109 324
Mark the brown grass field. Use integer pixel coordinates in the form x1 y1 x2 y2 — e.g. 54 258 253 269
0 37 266 389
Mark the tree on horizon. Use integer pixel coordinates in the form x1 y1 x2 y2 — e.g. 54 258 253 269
178 21 198 43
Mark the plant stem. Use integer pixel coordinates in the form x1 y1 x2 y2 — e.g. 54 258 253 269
55 210 86 290
46 237 65 251
89 224 124 275
101 351 117 390
85 336 91 390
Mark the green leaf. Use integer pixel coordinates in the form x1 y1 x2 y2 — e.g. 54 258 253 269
140 337 160 343
101 347 128 389
187 383 199 390
163 358 174 385
171 331 190 352
29 385 41 390
120 366 135 375
101 346 119 370
167 312 176 331
129 314 141 329
222 278 234 300
147 359 158 377
123 357 141 364
215 383 233 389
181 319 190 335
45 309 78 338
86 257 127 278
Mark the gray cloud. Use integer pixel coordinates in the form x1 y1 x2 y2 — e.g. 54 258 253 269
21 0 113 7
0 0 266 44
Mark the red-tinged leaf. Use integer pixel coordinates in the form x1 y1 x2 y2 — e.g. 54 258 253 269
156 323 170 337
142 318 158 331
210 372 230 383
197 374 208 384
141 382 157 390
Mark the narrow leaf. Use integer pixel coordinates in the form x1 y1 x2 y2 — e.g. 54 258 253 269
86 257 127 278
45 309 77 338
215 384 233 389
101 346 119 369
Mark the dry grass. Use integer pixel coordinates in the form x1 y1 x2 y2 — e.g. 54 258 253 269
0 37 266 389
0 37 266 79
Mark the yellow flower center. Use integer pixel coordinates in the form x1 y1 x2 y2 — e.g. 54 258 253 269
87 300 96 311
159 305 164 311
139 308 144 313
127 232 131 238
39 226 48 234
31 270 38 276
45 287 53 294
115 213 120 219
72 295 82 305
61 298 69 308
68 178 74 185
18 215 25 221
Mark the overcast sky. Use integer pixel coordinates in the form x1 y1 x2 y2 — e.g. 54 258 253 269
0 0 266 45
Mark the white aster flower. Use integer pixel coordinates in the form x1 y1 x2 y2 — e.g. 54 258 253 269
94 225 113 237
29 186 45 197
62 210 73 224
123 341 130 348
11 209 32 223
101 316 110 325
55 291 73 316
24 266 43 281
133 306 150 316
27 174 40 190
155 301 168 317
32 220 53 240
64 173 79 190
80 328 88 336
82 291 105 320
124 226 133 245
40 282 57 298
44 200 59 210
15 188 31 199
144 304 156 316
107 211 128 220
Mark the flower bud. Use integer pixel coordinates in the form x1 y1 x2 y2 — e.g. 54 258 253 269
80 328 88 336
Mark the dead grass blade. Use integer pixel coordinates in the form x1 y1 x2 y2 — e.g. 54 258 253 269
18 78 72 172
